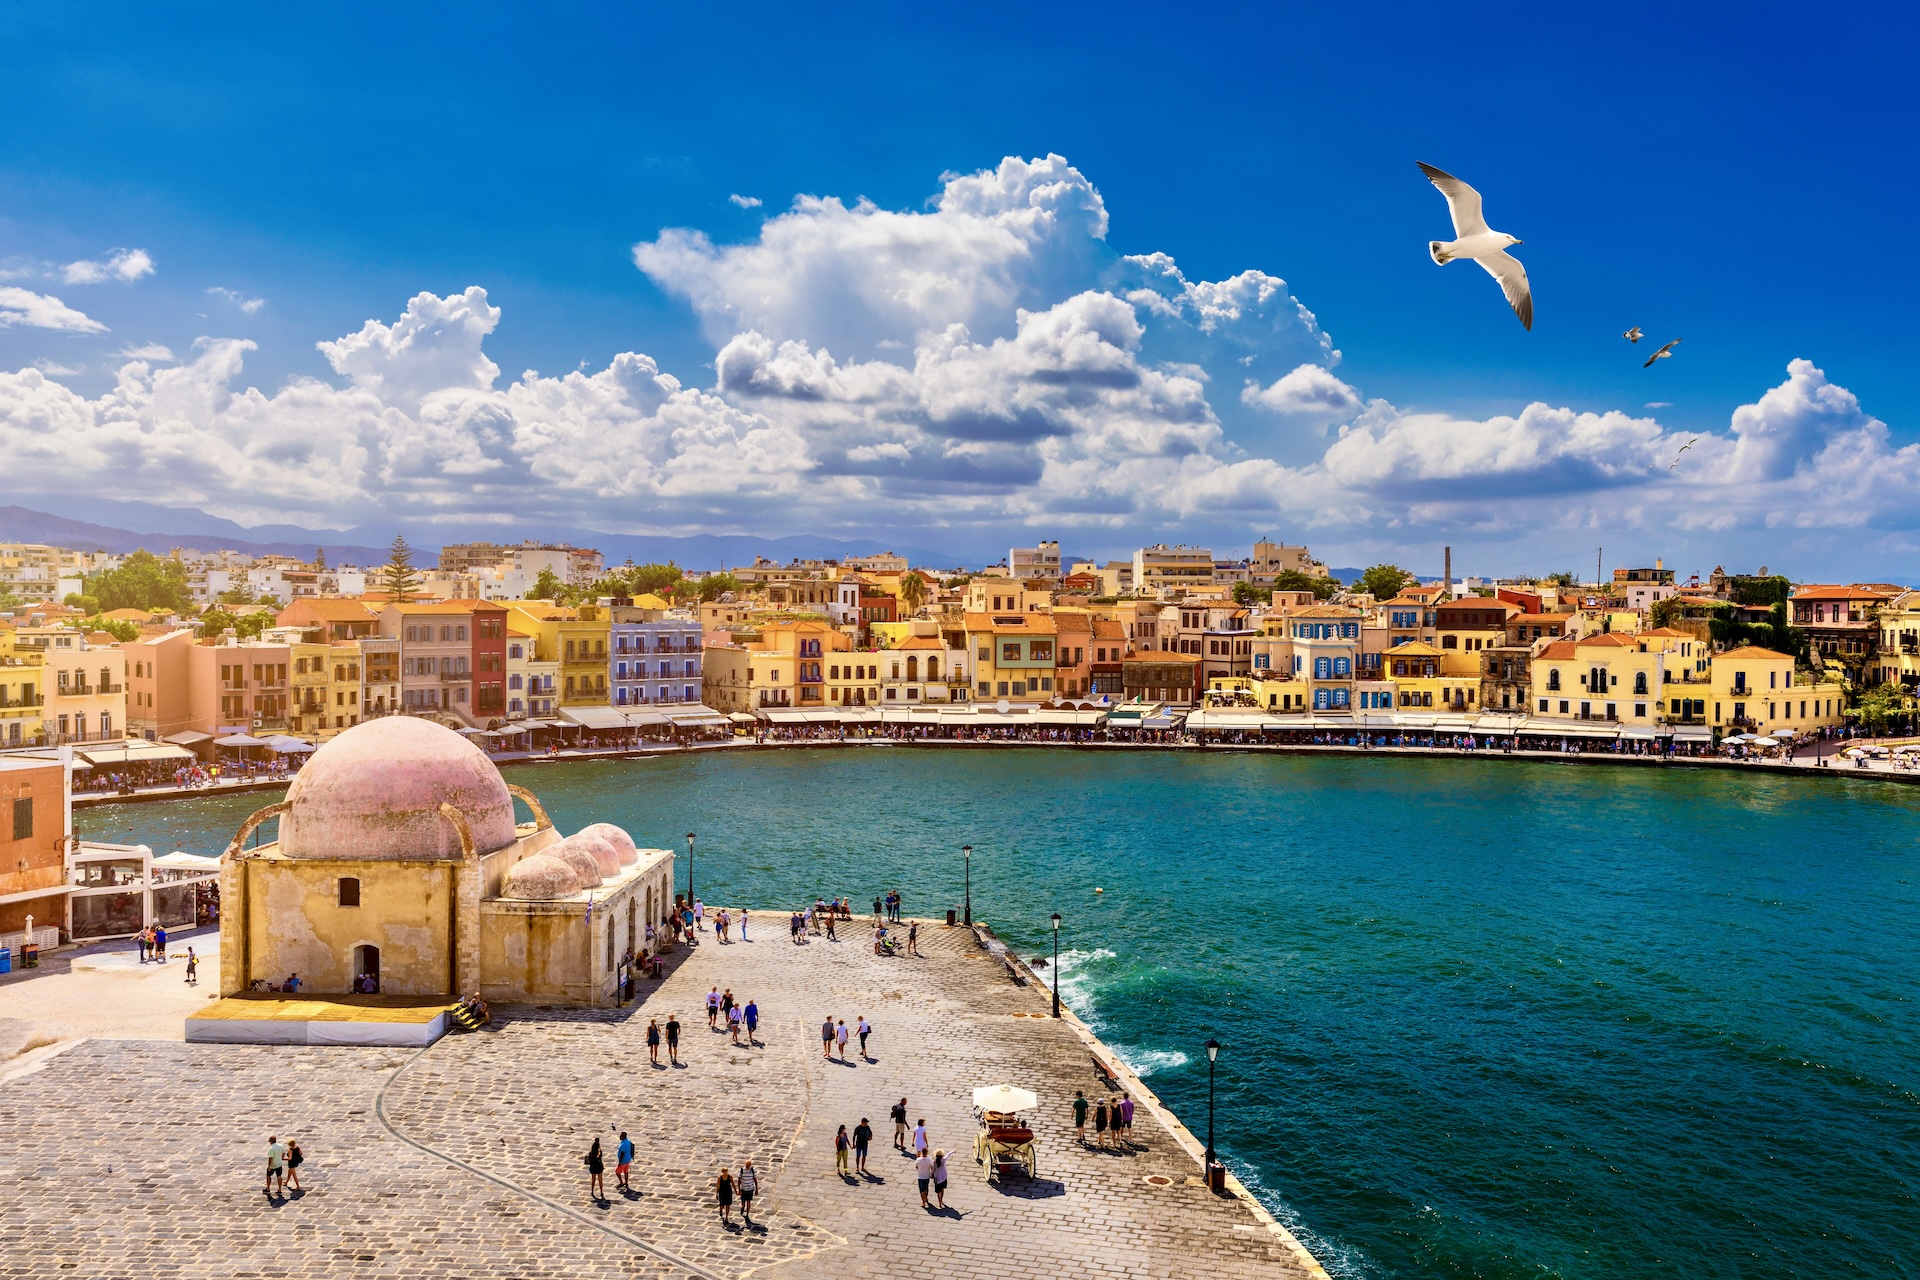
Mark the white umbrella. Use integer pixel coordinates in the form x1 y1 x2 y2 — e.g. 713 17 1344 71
971 1084 1039 1113
215 733 268 748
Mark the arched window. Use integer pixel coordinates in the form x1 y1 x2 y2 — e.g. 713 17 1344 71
1633 672 1648 695
1548 670 1561 691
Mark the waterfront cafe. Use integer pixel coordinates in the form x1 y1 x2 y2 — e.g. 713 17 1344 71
68 842 220 941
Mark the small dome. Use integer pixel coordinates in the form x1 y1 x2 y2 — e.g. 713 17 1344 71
578 822 638 866
277 717 517 861
562 831 623 878
549 841 604 888
501 852 580 901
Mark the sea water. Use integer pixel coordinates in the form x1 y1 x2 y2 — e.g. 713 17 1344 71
80 748 1920 1279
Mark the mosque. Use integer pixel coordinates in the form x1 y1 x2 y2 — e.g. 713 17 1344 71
213 716 674 1010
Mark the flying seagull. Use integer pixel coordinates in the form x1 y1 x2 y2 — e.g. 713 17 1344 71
1418 161 1531 330
1669 436 1699 470
1643 338 1682 368
1623 327 1643 343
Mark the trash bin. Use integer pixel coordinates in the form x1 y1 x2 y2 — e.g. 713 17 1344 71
22 944 39 969
945 908 958 926
1206 1161 1228 1193
0 946 11 974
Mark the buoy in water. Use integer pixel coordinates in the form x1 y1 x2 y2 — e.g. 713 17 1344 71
1094 887 1103 894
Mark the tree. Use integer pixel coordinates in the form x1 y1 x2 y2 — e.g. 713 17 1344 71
1729 575 1791 607
235 609 278 640
198 607 238 638
85 549 193 613
216 586 257 607
64 592 102 614
90 617 140 642
1231 581 1271 606
1544 570 1579 588
898 570 928 615
627 562 684 598
529 567 565 600
314 546 327 571
1648 596 1689 629
381 535 421 603
1855 681 1910 736
1357 564 1413 601
695 571 742 602
1272 569 1339 601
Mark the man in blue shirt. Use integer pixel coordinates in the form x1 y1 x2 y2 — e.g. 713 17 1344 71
743 999 759 1045
615 1131 634 1191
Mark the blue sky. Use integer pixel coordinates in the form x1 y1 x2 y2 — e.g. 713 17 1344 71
1 3 1915 577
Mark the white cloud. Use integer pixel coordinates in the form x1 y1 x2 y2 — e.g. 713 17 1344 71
0 157 1911 575
207 286 265 313
1644 401 1671 409
114 342 175 362
32 359 84 376
63 249 154 285
727 194 762 209
0 287 107 334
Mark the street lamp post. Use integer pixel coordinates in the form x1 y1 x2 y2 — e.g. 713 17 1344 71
1050 912 1062 1018
1204 1038 1222 1169
685 832 696 908
963 844 972 926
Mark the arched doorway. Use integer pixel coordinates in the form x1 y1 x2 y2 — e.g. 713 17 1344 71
353 944 381 993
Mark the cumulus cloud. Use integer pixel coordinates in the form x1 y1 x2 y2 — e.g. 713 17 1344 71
207 286 265 313
63 248 154 285
0 156 1910 573
727 194 762 209
0 287 107 333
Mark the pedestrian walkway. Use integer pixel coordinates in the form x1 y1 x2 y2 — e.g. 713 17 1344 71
0 914 1314 1278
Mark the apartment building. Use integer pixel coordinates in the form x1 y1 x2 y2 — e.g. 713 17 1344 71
0 753 68 938
609 603 703 708
1434 598 1519 678
967 612 1058 703
438 540 603 586
964 581 1051 614
505 630 557 720
126 629 197 739
1009 541 1061 579
39 635 126 745
745 619 850 710
187 637 292 735
0 633 46 748
381 601 479 721
1132 545 1214 597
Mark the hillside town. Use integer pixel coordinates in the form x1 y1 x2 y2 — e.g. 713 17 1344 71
1 534 1914 779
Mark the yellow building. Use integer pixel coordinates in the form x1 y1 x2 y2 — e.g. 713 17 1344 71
1383 641 1479 711
1529 634 1665 727
505 629 558 720
506 602 611 708
1874 591 1920 691
966 612 1059 703
39 633 126 745
290 640 332 739
1707 646 1844 737
0 633 47 748
826 651 882 708
745 619 850 711
1207 673 1311 712
963 581 1052 614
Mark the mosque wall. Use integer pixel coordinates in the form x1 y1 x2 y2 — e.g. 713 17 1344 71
239 857 459 995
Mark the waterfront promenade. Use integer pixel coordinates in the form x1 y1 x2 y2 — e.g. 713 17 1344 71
0 915 1318 1279
71 729 1920 809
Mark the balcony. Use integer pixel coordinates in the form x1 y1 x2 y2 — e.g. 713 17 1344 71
0 694 44 708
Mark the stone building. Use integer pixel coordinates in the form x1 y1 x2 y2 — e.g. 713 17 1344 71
217 716 672 1006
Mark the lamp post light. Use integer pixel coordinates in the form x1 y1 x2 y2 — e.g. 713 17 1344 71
962 844 972 926
1050 912 1062 1018
1204 1038 1222 1169
685 832 696 907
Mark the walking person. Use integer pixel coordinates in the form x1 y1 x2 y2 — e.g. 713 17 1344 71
616 1131 634 1191
137 927 150 964
1119 1093 1135 1147
743 998 758 1046
1094 1097 1109 1149
835 1018 849 1061
154 924 167 962
856 1016 871 1060
728 1002 743 1044
715 1166 735 1226
912 1118 929 1159
737 1159 759 1225
264 1134 286 1196
853 1117 873 1174
585 1137 606 1201
647 1018 662 1065
666 1014 681 1065
835 1124 851 1176
822 1015 836 1060
906 921 919 957
1072 1090 1088 1144
184 946 199 986
283 1138 303 1192
914 1148 934 1207
707 987 721 1029
738 909 748 942
891 1098 908 1149
931 1149 949 1208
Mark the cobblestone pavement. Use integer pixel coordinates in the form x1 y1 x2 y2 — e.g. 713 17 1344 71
0 916 1312 1279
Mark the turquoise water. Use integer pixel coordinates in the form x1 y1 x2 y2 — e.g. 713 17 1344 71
78 748 1920 1279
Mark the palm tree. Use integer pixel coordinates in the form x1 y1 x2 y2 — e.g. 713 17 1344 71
898 570 927 617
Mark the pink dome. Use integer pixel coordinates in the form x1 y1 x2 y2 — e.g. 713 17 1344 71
500 852 581 901
578 822 638 866
564 831 624 877
277 716 518 861
549 841 604 888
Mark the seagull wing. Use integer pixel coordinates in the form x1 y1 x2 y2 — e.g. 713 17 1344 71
1642 339 1681 368
1417 162 1489 238
1475 248 1532 330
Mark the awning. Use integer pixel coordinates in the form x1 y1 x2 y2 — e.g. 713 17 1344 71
455 726 489 736
162 730 213 746
1142 712 1181 729
622 711 670 727
1260 716 1314 731
803 709 840 724
1620 726 1658 740
670 713 730 727
728 712 759 724
838 707 882 724
1431 715 1477 732
764 708 810 724
1670 725 1713 742
560 707 630 730
214 733 269 748
1521 719 1618 738
265 735 316 753
79 742 195 766
880 707 916 724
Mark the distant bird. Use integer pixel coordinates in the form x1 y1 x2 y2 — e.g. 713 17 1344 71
1623 327 1643 343
1669 436 1699 470
1643 338 1682 368
1417 161 1532 330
